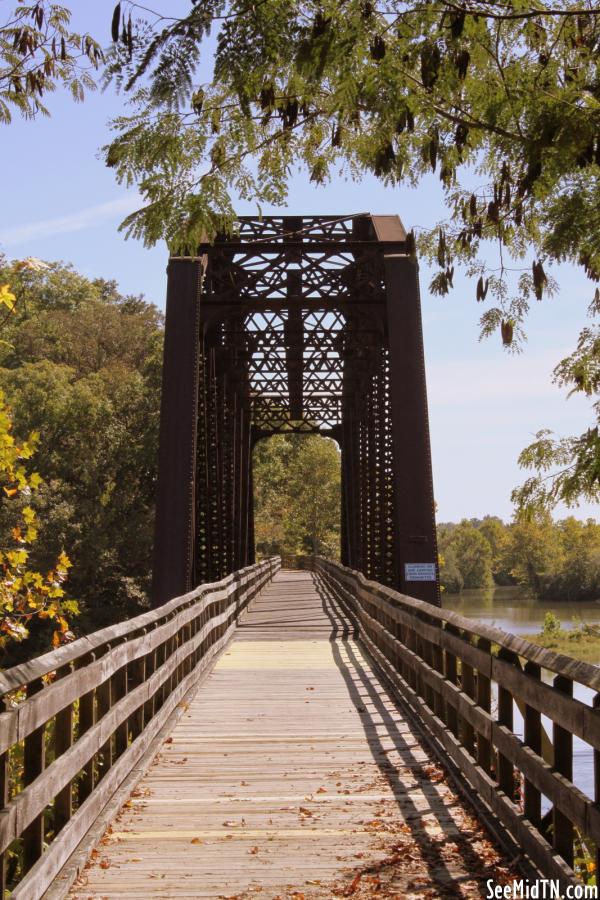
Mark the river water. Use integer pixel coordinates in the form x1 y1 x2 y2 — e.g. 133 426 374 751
444 584 600 641
443 586 600 802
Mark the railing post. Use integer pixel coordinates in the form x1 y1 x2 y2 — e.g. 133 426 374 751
476 638 492 775
145 623 159 725
54 664 74 833
130 628 147 741
0 698 8 899
96 672 113 780
460 632 475 757
406 620 418 692
497 649 517 800
23 678 45 873
113 651 129 758
415 618 429 706
523 661 542 827
77 652 96 803
553 674 574 867
444 624 459 736
430 616 445 721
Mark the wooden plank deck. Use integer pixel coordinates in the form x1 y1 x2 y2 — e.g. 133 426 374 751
69 570 515 899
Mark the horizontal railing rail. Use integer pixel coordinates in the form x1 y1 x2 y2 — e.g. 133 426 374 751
0 557 280 899
316 557 600 892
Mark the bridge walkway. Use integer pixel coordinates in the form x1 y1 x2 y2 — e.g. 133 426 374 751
69 570 515 898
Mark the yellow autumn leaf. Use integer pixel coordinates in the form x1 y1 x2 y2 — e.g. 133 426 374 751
7 549 28 566
0 284 16 310
22 506 36 524
57 551 72 569
29 472 42 489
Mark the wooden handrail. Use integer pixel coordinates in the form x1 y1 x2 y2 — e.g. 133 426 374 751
315 557 600 892
0 557 280 899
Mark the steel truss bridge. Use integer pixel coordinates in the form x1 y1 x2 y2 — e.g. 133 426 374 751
1 216 596 899
152 214 438 607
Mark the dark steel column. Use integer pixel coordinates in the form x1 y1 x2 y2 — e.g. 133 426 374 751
238 405 252 568
383 254 440 605
247 435 256 565
152 257 204 607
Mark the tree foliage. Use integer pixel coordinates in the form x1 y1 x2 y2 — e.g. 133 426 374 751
438 519 494 591
253 433 341 559
104 1 599 328
101 0 600 510
0 2 102 122
438 513 600 601
513 306 600 513
0 388 75 655
0 257 163 663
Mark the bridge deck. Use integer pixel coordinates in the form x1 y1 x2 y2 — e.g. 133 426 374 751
70 571 514 898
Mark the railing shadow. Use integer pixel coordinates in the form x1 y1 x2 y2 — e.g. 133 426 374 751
312 571 507 890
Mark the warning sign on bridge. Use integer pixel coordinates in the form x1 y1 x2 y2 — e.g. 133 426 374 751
404 563 437 582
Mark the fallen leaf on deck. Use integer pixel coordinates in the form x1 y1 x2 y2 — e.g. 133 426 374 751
347 873 361 894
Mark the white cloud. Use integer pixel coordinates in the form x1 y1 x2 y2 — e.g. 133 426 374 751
0 196 139 247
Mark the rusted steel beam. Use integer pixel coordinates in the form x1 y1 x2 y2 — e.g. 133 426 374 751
152 257 204 608
379 247 440 605
154 213 439 603
285 271 303 421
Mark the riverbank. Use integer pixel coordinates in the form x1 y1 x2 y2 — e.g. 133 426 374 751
522 624 600 662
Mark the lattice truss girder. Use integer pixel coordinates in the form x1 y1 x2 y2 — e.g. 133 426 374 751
152 214 439 606
194 216 400 587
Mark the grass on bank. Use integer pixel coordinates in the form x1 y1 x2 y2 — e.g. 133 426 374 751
523 612 600 661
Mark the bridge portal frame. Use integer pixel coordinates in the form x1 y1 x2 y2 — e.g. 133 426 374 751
151 213 439 607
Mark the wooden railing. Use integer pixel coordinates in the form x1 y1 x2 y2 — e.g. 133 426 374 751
0 557 280 899
316 557 600 892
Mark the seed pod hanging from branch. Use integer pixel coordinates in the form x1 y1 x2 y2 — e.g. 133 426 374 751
111 4 121 43
370 35 386 60
421 41 441 89
437 229 446 268
476 276 489 302
501 320 514 346
532 260 547 300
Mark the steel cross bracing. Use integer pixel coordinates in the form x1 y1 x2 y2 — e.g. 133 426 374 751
152 213 440 606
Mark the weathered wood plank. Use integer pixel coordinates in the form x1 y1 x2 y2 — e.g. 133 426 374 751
1 560 279 900
68 571 521 900
0 561 277 697
319 558 600 690
14 616 241 900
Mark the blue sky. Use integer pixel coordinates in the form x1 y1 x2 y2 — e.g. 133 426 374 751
0 1 597 523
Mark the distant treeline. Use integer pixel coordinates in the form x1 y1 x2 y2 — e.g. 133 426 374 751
438 516 600 602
